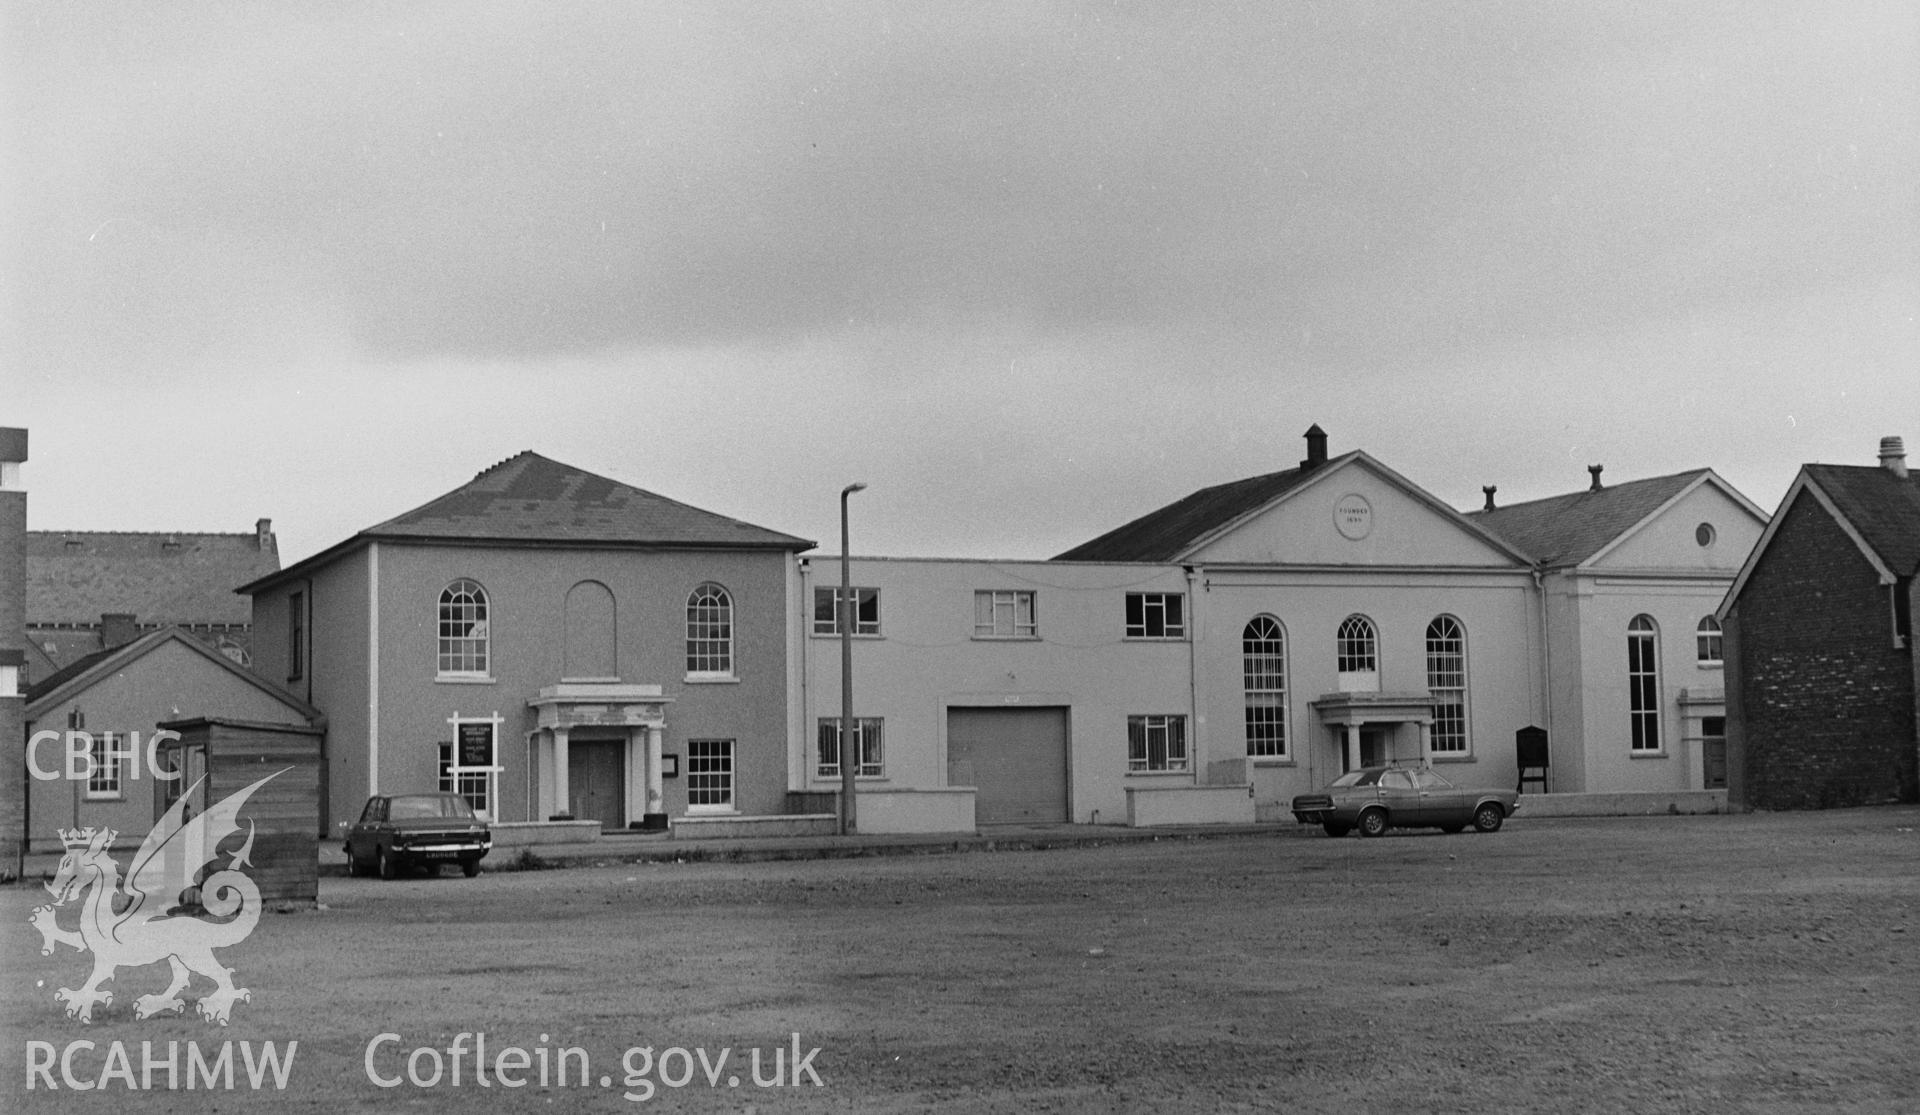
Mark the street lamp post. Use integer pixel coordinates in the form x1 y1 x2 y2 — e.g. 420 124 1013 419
838 482 867 835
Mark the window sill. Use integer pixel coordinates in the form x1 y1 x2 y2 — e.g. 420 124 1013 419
84 794 126 803
1428 754 1474 763
812 776 889 785
683 674 740 685
972 634 1041 642
435 674 496 685
809 632 884 640
685 806 738 816
1125 769 1192 778
1697 662 1724 671
1630 750 1668 760
1249 758 1294 767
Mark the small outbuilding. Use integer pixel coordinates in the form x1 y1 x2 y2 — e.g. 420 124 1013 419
155 716 325 906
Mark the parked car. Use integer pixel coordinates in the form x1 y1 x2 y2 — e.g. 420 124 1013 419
344 792 493 878
1290 764 1518 837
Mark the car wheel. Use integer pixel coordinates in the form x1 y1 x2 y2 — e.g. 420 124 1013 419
1358 808 1389 838
377 844 396 880
1473 803 1505 833
461 857 480 878
345 845 364 877
1322 821 1351 838
1440 824 1466 834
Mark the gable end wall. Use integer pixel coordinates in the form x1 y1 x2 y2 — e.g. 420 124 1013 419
1731 491 1918 808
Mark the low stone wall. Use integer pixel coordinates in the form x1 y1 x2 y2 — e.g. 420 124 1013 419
672 814 838 840
490 820 602 847
1127 784 1257 827
1517 790 1728 817
856 788 976 834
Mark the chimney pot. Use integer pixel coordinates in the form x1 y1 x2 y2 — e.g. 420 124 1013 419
1301 424 1329 469
1588 464 1604 491
1879 436 1908 479
1482 485 1497 511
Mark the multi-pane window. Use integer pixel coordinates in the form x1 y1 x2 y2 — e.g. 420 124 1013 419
1125 593 1186 639
686 740 735 811
1336 615 1378 673
813 587 881 636
686 583 734 675
1243 616 1288 758
1127 714 1190 773
817 718 884 778
87 732 123 799
287 591 304 681
974 590 1037 638
437 579 490 676
1696 615 1723 665
1426 616 1469 754
1628 615 1662 752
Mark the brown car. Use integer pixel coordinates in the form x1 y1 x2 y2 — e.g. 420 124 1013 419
1290 764 1518 837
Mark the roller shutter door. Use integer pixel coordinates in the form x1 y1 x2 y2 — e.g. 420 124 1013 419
946 707 1069 824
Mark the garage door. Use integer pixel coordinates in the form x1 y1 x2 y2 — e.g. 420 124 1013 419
946 707 1069 824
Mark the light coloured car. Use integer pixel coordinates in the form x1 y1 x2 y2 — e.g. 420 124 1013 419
1290 764 1518 838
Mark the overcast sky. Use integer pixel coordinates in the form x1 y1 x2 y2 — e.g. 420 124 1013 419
5 2 1915 564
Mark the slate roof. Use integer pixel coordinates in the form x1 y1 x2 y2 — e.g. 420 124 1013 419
1465 470 1710 568
1053 455 1353 562
243 452 814 592
28 530 278 625
1803 464 1920 576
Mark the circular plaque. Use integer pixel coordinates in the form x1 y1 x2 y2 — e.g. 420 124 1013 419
1333 494 1373 540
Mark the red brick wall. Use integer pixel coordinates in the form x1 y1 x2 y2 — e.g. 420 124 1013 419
1729 490 1918 808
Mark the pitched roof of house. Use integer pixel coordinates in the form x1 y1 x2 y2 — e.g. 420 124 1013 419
242 451 814 593
24 626 321 722
1053 455 1350 562
1465 470 1714 567
1800 464 1920 575
28 528 278 626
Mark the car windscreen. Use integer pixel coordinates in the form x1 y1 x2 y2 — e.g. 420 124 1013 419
388 796 474 820
1329 771 1381 788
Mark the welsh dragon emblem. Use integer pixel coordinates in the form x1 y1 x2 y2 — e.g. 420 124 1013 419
29 771 282 1025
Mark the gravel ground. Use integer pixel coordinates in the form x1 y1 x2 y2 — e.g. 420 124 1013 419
5 807 1919 1113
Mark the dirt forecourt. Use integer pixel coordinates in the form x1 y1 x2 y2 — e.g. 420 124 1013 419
5 806 1918 1114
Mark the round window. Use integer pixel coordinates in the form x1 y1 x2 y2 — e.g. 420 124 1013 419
1695 522 1716 547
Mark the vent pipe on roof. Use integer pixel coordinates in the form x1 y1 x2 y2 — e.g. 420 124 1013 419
1482 486 1497 511
1879 436 1908 479
1588 464 1604 491
1301 424 1328 469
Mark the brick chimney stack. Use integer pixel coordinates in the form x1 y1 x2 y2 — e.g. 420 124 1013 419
256 517 274 550
1879 436 1908 479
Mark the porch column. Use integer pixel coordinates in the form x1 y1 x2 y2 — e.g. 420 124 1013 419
645 724 665 817
551 726 571 818
1418 720 1433 761
536 730 556 820
1344 723 1361 771
624 728 646 828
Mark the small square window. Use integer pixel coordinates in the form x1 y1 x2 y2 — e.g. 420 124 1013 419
814 587 881 636
1125 593 1185 639
974 590 1037 637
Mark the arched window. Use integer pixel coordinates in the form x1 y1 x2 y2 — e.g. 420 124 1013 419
1336 614 1377 674
1628 615 1661 752
1425 616 1469 754
1696 615 1723 666
1243 616 1288 758
687 582 733 676
438 579 489 676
